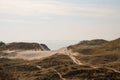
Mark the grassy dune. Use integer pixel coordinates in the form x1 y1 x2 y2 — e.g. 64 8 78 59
0 38 120 80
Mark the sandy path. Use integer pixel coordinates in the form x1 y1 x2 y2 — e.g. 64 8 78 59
63 49 120 74
68 53 83 65
53 69 66 80
105 67 120 73
1 48 120 74
58 48 83 65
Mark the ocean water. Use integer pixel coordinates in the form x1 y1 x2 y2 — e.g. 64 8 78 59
39 40 79 50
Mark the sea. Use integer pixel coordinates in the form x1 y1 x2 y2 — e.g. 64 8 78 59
39 40 79 50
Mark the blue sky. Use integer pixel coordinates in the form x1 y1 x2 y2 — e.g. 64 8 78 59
0 0 120 42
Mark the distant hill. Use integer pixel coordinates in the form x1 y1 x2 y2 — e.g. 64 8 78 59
77 39 108 45
67 38 120 72
0 42 50 51
67 38 120 54
0 38 120 80
99 38 120 51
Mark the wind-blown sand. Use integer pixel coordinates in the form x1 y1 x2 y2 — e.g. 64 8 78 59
0 48 80 61
0 50 57 60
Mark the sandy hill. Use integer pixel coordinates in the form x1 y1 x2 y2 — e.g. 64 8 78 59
0 42 50 51
67 38 120 54
77 39 108 45
67 38 120 74
0 38 120 80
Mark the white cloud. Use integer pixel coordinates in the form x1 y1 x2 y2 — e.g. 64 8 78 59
0 0 118 17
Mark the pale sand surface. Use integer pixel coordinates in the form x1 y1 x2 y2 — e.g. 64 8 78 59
0 50 57 60
0 48 80 61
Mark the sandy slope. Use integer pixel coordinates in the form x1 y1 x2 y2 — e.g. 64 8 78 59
57 48 83 65
0 50 57 60
0 48 82 62
0 48 82 65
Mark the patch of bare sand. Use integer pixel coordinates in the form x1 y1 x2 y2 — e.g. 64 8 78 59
1 50 57 60
0 48 80 61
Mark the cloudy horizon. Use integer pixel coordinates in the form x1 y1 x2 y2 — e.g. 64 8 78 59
0 0 120 43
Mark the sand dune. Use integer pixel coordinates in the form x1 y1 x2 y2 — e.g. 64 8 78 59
0 48 80 61
0 50 57 60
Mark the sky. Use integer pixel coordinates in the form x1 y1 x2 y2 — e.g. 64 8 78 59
0 0 120 43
